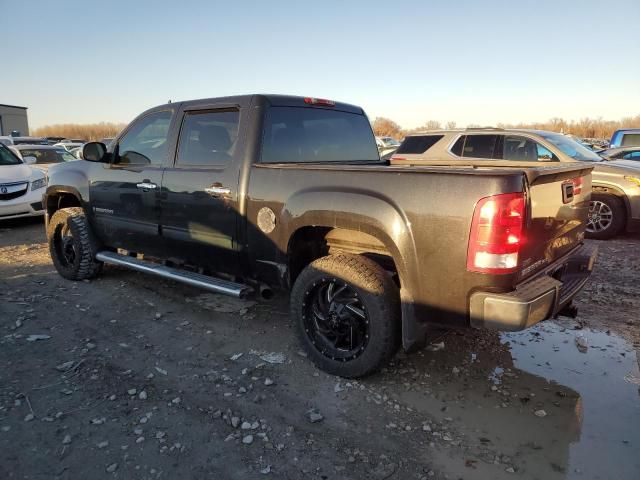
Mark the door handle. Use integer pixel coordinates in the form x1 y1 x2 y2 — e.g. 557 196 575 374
204 186 231 197
136 182 158 190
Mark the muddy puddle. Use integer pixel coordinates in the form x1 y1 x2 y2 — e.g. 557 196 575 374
388 320 639 479
505 322 640 479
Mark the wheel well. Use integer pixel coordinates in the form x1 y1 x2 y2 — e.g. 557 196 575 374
592 186 629 218
46 193 82 217
287 227 399 286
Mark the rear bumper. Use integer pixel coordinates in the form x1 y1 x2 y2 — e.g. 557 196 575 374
469 243 598 331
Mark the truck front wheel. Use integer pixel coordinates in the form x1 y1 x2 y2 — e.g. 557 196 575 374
47 207 103 280
290 254 400 378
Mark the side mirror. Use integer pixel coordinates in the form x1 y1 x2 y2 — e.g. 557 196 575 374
83 142 108 162
23 156 37 165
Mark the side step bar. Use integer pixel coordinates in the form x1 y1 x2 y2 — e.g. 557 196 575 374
95 251 252 298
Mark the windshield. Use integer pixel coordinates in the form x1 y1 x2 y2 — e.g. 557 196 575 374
19 148 76 164
536 132 603 162
381 137 400 147
0 144 22 166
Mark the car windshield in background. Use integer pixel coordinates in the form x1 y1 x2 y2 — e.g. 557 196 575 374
20 148 76 164
261 107 380 163
536 132 603 162
381 137 400 147
0 144 22 165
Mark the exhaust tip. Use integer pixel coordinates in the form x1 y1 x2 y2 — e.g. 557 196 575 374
259 284 274 300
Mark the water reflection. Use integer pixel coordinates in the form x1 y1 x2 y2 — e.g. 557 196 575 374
386 320 639 479
503 322 640 479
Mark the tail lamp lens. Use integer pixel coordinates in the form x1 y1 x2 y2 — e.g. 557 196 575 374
572 177 583 195
467 192 525 274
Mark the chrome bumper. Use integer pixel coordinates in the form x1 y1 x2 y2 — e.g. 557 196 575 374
469 244 598 331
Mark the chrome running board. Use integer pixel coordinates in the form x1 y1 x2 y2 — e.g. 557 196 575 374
95 251 252 298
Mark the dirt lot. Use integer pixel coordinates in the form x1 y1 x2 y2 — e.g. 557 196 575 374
1 218 639 480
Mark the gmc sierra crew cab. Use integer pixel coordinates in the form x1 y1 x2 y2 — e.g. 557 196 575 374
43 94 597 377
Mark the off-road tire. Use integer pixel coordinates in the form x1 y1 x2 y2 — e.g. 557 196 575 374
47 207 103 280
291 254 400 378
586 194 626 240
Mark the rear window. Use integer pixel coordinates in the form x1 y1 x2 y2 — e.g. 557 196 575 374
396 135 443 154
621 133 640 147
261 107 379 163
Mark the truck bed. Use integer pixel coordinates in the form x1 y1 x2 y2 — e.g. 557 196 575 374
245 160 592 329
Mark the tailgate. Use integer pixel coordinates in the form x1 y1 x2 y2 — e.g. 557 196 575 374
518 163 593 281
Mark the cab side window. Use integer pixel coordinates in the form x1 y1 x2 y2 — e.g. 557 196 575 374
176 109 240 166
117 111 172 166
501 135 558 161
622 151 640 160
450 135 498 159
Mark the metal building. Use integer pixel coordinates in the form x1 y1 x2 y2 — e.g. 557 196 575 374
0 104 29 136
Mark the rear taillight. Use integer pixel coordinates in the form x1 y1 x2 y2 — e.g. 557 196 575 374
390 155 405 161
572 177 583 195
467 192 525 274
303 97 335 107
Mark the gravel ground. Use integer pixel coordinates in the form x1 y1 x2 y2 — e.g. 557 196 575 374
1 217 638 480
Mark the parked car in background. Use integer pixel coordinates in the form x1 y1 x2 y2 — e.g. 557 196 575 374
0 136 15 146
46 136 66 145
610 128 640 148
9 145 77 171
599 146 640 162
391 128 640 239
54 142 84 152
376 136 400 157
377 136 400 148
11 136 49 145
43 94 596 377
0 143 47 220
69 146 84 159
99 137 114 146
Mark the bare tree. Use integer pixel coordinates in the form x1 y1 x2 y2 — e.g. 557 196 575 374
421 120 442 130
372 117 404 139
33 122 127 141
371 113 640 142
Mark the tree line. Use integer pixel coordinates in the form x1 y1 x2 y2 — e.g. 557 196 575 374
373 114 640 140
32 113 640 143
33 122 127 141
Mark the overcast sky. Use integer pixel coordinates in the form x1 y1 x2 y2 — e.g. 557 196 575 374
4 0 639 129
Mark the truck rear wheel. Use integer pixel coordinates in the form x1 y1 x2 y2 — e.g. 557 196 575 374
586 194 625 240
290 254 400 378
47 207 103 280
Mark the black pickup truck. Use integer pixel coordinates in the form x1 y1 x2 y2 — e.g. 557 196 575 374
43 94 597 377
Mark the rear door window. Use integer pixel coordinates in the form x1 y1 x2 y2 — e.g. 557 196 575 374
396 135 443 154
450 135 498 159
176 109 239 166
261 107 379 163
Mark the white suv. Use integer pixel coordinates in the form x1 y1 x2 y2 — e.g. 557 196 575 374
0 144 47 220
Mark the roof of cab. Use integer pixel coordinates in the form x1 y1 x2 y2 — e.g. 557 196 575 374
154 94 365 115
